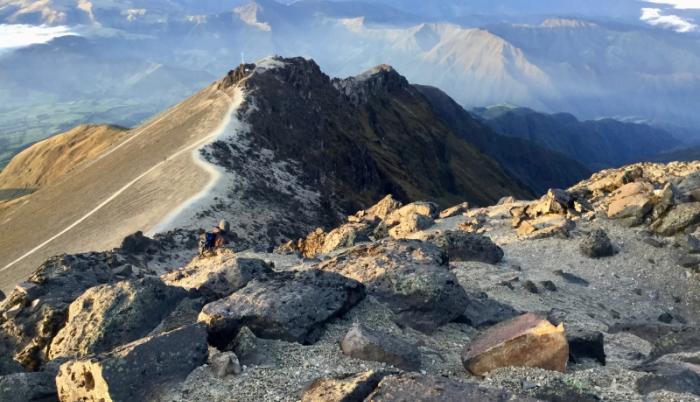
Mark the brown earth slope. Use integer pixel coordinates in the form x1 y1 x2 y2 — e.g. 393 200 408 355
0 124 130 193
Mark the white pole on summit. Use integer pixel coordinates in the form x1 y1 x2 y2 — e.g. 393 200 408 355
241 52 245 65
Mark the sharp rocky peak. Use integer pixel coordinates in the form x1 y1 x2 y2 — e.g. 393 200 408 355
217 56 411 106
333 63 411 105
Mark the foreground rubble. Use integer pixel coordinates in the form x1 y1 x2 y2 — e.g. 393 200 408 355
0 162 698 401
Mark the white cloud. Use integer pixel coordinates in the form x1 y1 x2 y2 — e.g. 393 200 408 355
0 24 76 52
641 7 698 32
644 0 700 9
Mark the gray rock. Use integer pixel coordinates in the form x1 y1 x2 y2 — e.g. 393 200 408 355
522 280 540 294
120 231 159 255
0 371 57 402
553 270 590 286
426 231 504 264
341 324 420 371
652 202 700 236
579 229 615 258
0 355 23 376
678 254 700 269
608 322 700 359
49 277 187 360
0 289 4 302
301 370 392 402
365 373 527 401
199 270 365 346
460 292 520 328
540 280 557 292
208 349 241 378
530 377 602 402
636 359 700 396
674 172 700 202
675 232 700 254
55 324 208 402
318 240 468 332
162 256 273 301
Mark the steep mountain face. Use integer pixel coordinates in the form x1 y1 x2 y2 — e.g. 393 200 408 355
415 85 591 194
477 106 682 171
0 56 530 293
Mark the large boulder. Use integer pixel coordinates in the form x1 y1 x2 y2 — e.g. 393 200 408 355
426 231 503 264
161 255 272 301
340 324 420 371
198 270 365 346
606 182 654 221
318 240 468 332
48 278 187 360
0 252 136 370
365 373 529 401
0 371 57 402
55 324 208 402
652 202 700 236
462 313 569 376
301 371 392 402
579 229 615 259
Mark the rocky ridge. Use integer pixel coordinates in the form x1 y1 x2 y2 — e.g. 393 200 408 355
0 161 698 401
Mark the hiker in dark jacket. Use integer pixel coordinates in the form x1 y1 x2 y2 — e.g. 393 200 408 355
199 219 230 256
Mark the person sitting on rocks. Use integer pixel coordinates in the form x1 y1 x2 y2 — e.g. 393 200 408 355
199 220 230 257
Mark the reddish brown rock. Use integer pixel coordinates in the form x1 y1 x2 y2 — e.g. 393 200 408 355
461 313 569 376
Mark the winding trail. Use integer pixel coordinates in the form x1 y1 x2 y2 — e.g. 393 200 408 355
0 85 241 290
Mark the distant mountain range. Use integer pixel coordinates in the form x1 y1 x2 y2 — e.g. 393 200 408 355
1 0 700 164
476 106 683 171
